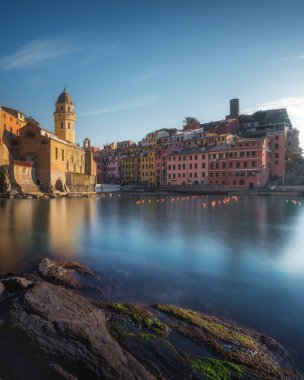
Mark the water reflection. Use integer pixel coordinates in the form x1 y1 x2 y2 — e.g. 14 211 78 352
0 195 304 369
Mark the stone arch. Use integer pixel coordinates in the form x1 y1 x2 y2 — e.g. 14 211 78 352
55 179 64 192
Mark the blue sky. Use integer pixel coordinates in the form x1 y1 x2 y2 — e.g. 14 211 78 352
0 0 304 147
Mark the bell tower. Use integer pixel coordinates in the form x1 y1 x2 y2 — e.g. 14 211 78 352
54 88 76 144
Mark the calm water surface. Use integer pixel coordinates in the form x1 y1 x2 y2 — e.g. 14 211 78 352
0 195 304 369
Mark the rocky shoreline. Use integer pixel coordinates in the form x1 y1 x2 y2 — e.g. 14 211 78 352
0 189 106 199
0 258 300 379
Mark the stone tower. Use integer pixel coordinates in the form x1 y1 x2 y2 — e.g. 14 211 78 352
54 88 76 144
230 98 239 118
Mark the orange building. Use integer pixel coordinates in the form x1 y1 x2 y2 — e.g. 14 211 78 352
0 106 26 163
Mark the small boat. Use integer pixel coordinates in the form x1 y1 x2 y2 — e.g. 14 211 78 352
95 184 121 193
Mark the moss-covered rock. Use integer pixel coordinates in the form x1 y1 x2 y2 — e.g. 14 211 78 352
109 303 168 334
192 357 243 380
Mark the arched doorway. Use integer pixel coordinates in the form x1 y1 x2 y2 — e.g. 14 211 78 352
55 179 64 192
249 183 254 190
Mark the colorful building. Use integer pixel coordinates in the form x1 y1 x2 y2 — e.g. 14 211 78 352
139 151 156 186
167 149 209 185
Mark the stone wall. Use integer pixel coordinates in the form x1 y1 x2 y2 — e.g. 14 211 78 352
66 172 96 192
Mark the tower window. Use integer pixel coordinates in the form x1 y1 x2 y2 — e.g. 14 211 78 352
62 150 64 161
55 147 58 159
68 107 70 112
61 122 64 129
61 106 63 111
68 122 70 129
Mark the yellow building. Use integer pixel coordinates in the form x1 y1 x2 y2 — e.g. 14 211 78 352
120 155 139 185
18 89 96 192
139 151 156 186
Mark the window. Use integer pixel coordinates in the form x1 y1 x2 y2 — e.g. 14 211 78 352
275 153 279 158
61 122 64 129
244 161 248 168
223 163 226 169
190 164 192 169
252 151 256 156
252 161 256 168
25 130 36 138
62 150 65 161
68 122 70 129
194 163 197 169
275 136 279 140
229 162 232 169
236 162 240 168
275 144 279 149
202 163 205 169
194 155 198 160
55 148 58 159
275 160 278 165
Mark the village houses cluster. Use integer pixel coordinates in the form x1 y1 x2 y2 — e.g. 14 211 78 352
94 99 296 190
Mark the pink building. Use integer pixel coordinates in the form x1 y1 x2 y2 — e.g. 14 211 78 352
208 137 271 189
106 156 120 183
267 133 285 178
156 142 184 185
167 148 209 185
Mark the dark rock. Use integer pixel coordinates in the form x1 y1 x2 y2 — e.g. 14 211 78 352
1 277 33 292
0 282 154 379
37 258 80 288
0 282 4 296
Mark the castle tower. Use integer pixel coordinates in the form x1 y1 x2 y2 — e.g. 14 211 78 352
54 88 76 144
230 98 239 118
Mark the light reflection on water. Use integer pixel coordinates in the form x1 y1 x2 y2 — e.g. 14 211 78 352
0 195 304 369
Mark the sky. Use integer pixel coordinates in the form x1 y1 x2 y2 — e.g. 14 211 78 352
0 0 304 147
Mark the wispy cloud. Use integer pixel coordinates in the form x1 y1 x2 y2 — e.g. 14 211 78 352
129 70 158 82
0 37 77 70
243 97 304 118
79 93 159 116
277 54 304 61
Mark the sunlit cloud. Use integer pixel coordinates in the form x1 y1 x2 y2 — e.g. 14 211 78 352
242 97 304 146
78 93 159 116
0 37 77 70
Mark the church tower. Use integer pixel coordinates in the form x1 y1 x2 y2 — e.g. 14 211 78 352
54 88 76 144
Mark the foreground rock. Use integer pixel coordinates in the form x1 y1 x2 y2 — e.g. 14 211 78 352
0 259 300 379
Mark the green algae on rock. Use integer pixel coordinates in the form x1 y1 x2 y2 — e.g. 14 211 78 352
192 357 243 380
109 303 168 334
154 304 297 379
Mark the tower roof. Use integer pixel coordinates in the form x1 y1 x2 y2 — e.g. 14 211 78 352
56 88 74 105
